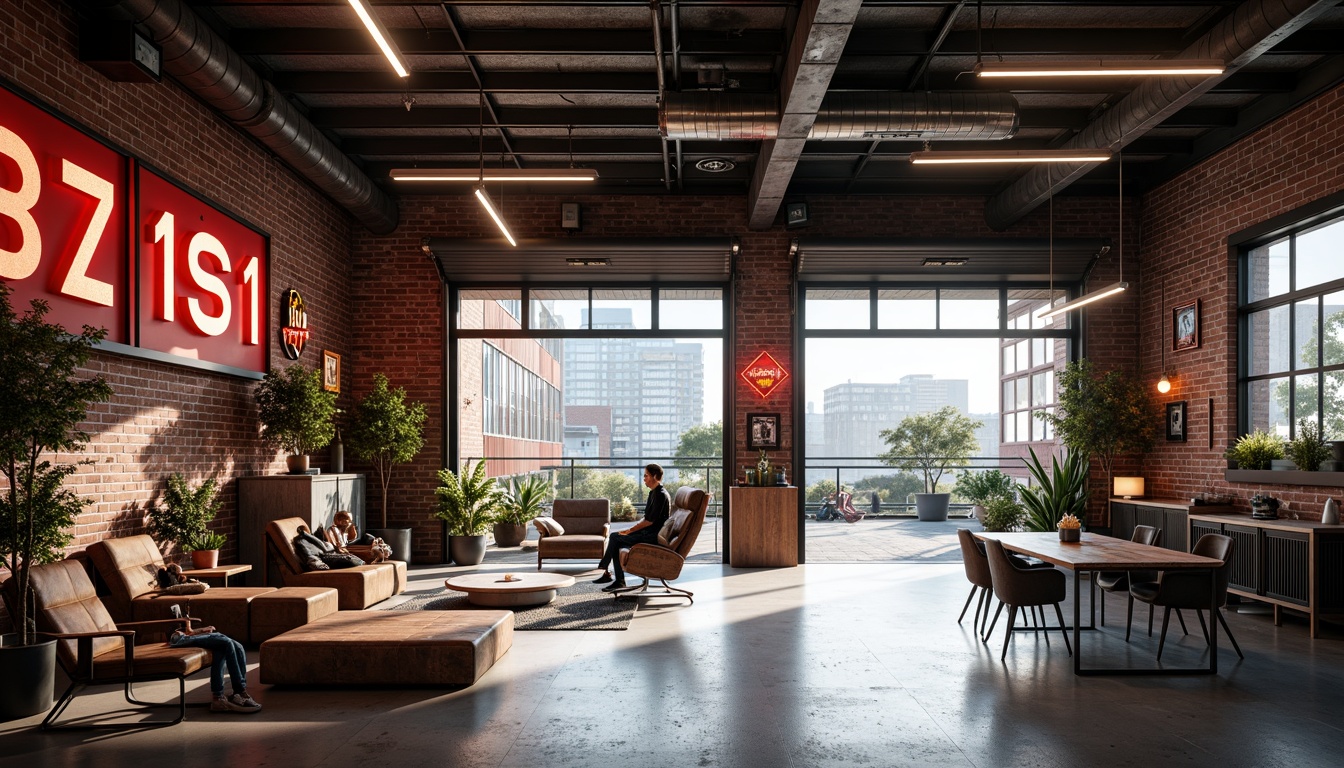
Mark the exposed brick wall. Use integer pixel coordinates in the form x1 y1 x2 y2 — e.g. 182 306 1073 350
1139 83 1344 521
0 0 355 632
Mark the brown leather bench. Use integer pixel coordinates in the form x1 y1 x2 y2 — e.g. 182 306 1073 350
88 535 277 642
259 610 514 687
248 587 341 643
265 518 407 610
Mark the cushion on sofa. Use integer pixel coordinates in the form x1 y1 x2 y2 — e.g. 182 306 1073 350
533 517 565 537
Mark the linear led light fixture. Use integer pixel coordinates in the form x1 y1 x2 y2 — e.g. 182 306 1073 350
910 149 1112 165
975 59 1224 78
474 186 517 247
1035 281 1129 321
390 168 598 182
347 0 409 78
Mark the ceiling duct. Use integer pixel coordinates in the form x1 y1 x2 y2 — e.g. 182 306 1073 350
77 0 399 235
660 92 1018 142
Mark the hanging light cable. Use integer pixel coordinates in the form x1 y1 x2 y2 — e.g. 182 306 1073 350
1158 273 1172 393
1037 146 1129 320
474 90 517 246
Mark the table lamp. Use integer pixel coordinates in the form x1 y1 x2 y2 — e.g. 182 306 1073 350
1113 476 1145 499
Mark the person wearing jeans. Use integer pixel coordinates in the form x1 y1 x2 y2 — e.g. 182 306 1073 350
168 616 262 713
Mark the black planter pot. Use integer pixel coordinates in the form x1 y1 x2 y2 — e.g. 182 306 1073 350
367 527 413 564
0 634 56 721
493 522 527 548
450 535 487 566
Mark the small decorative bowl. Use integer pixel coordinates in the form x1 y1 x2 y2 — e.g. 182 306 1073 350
1059 528 1080 543
502 573 518 582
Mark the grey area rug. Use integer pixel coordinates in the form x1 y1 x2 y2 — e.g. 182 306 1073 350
380 579 638 630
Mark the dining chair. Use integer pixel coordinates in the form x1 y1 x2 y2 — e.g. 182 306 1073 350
1095 524 1159 639
1128 533 1244 661
983 539 1072 661
956 529 995 637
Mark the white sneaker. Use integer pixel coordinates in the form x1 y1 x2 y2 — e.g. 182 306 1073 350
210 696 231 713
226 693 262 713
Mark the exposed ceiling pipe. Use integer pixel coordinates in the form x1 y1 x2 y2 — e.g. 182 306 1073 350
662 91 1019 141
671 0 683 191
649 0 673 191
985 0 1337 230
77 0 398 234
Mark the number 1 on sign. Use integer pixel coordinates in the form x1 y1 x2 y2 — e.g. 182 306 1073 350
150 209 259 342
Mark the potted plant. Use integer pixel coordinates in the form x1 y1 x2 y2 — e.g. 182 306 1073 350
254 364 337 474
434 459 507 566
1286 419 1331 472
146 474 225 568
1019 447 1089 533
981 495 1026 533
879 406 983 522
349 374 426 560
954 469 1017 523
1225 429 1284 470
1037 360 1157 521
495 474 550 548
0 286 112 720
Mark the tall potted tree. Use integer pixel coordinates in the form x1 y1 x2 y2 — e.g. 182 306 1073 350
349 373 426 562
254 364 337 474
434 459 507 566
880 406 983 522
1038 360 1157 520
0 286 112 720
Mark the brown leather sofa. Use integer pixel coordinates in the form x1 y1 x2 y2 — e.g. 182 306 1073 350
615 487 708 604
536 498 610 569
87 535 278 643
265 517 407 609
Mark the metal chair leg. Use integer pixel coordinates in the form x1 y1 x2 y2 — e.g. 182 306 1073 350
1195 608 1210 645
1157 607 1172 661
978 588 993 637
1100 586 1106 626
1001 605 1018 661
1215 608 1245 659
1125 595 1135 642
1053 602 1072 656
958 584 978 623
1148 604 1154 636
1175 608 1189 636
984 601 1005 643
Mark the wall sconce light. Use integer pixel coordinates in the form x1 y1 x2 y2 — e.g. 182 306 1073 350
1157 374 1172 394
1113 476 1145 499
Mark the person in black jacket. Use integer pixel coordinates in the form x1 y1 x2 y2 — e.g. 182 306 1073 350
594 463 671 592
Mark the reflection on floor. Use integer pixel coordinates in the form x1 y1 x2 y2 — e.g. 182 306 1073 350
3 562 1341 767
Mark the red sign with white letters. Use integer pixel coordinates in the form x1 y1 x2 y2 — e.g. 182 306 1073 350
0 84 269 375
0 85 129 343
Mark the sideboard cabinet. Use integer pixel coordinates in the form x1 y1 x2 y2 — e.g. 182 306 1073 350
1108 498 1234 553
237 474 365 586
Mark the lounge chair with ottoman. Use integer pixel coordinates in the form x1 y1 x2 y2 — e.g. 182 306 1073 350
87 535 301 644
265 518 407 610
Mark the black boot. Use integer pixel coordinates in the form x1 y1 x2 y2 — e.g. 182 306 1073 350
602 581 627 593
593 572 613 584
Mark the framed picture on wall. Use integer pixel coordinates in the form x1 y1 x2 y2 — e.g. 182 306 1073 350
747 413 780 450
1166 400 1187 442
322 350 341 393
1173 300 1200 351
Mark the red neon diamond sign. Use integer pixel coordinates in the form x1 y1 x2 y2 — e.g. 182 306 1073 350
741 351 789 398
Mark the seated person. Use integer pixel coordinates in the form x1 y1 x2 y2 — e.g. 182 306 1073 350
167 611 261 714
323 511 392 563
816 494 842 521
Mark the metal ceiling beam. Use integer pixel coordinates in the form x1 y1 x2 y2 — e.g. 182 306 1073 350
748 0 880 229
271 70 777 94
985 0 1339 230
343 137 757 156
229 28 781 56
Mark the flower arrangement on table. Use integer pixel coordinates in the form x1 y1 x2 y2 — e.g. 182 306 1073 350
1057 513 1082 542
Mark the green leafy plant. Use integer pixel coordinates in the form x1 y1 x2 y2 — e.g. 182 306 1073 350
1019 447 1089 533
1225 429 1285 470
184 531 227 552
953 469 1017 506
0 286 113 645
1037 359 1157 499
1286 419 1330 472
434 459 507 536
146 474 223 552
879 406 984 494
254 364 337 456
349 373 427 527
981 495 1025 533
497 474 551 526
613 496 639 522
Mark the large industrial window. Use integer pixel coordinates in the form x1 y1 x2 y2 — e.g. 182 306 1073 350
1240 214 1344 440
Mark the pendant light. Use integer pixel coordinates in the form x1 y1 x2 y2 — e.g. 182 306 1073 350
1037 148 1129 321
474 90 517 247
1157 274 1172 393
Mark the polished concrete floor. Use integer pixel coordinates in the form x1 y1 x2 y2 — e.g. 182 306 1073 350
3 561 1343 767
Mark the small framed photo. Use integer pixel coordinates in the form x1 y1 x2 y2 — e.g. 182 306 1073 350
322 350 341 393
1173 300 1200 351
1166 400 1187 442
747 413 780 450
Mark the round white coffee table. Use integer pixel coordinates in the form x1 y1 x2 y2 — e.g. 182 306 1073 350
444 573 576 607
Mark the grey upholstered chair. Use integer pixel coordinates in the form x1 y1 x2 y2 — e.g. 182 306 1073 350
983 538 1072 661
957 529 995 637
537 498 610 569
1095 524 1160 639
1128 533 1244 661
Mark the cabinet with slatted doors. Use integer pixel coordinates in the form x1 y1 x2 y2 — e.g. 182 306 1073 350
1108 498 1229 552
1188 513 1344 638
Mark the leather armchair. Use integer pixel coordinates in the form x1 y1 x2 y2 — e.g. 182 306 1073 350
264 518 406 609
1094 524 1159 640
537 498 610 569
1129 533 1244 661
983 538 1072 661
5 559 209 729
615 487 709 604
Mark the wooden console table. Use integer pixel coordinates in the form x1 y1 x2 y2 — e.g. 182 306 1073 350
1189 513 1344 638
1109 498 1235 553
729 486 798 567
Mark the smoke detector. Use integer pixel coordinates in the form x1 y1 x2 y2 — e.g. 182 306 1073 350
695 157 735 173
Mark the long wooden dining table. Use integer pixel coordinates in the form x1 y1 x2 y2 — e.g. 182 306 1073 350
975 531 1226 676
